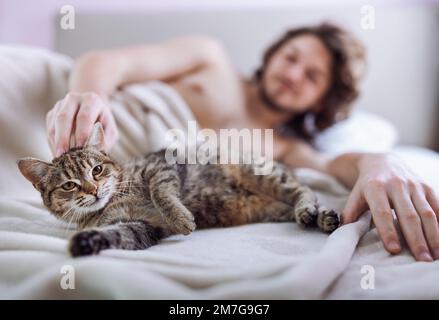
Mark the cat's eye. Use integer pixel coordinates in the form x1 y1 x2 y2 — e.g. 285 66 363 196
92 165 103 176
62 181 77 191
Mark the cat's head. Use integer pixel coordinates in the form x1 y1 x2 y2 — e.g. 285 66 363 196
17 123 121 223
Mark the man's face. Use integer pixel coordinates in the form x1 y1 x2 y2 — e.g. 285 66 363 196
260 34 333 114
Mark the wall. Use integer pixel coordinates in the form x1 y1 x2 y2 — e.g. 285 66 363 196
0 0 433 48
1 0 438 149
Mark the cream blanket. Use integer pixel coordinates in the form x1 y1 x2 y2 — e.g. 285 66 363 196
0 46 438 299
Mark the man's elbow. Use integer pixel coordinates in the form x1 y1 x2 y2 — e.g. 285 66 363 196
76 50 105 67
192 36 227 66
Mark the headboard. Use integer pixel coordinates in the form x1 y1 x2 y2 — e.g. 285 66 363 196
56 5 439 149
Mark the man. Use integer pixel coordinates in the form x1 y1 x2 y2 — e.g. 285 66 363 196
46 23 439 261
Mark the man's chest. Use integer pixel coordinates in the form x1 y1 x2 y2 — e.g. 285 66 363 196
168 71 291 161
169 69 248 128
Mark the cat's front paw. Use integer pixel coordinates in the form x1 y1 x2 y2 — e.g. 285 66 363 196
172 214 196 235
317 207 340 233
69 230 110 257
168 209 196 235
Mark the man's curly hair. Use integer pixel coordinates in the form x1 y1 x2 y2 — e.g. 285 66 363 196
254 22 366 140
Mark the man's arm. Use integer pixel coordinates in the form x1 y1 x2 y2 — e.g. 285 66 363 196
48 36 225 156
69 35 225 97
280 137 439 262
278 137 359 188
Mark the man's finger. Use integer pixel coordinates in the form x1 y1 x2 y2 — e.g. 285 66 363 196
342 185 367 225
54 100 79 157
99 109 119 151
390 188 433 262
364 185 401 254
46 101 61 156
47 114 56 156
75 103 101 147
424 185 439 223
412 190 439 260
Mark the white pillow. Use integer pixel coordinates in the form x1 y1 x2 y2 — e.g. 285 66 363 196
314 110 399 156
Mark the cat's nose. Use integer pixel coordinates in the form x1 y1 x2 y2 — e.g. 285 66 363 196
83 181 97 196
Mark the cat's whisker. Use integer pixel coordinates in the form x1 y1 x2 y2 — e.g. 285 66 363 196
60 205 76 221
110 192 130 197
112 189 130 193
113 179 134 184
63 206 79 235
71 211 82 226
79 200 93 207
110 185 131 193
112 180 134 186
60 209 70 220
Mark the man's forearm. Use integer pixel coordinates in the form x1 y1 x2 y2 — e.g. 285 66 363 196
326 152 395 189
326 152 363 188
69 51 124 98
281 139 365 188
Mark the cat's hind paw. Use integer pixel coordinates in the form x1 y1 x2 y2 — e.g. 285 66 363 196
317 207 340 233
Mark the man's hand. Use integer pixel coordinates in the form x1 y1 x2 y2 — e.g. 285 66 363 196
342 153 439 262
46 92 119 157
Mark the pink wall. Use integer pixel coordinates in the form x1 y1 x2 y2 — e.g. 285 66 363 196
0 0 433 49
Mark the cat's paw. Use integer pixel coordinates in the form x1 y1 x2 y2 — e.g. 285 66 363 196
69 230 110 257
172 214 196 235
294 204 318 227
317 207 340 233
169 209 196 235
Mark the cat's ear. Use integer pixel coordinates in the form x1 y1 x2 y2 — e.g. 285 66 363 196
85 122 105 151
17 157 51 188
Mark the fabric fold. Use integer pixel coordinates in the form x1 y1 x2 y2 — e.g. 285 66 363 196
0 45 437 299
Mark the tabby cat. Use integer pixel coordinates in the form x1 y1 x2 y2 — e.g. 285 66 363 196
17 123 339 257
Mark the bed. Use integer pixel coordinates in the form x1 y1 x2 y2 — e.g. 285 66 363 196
1 8 439 298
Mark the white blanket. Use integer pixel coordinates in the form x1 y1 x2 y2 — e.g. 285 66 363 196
0 46 438 299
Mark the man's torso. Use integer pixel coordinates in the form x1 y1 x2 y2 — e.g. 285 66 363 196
166 55 291 160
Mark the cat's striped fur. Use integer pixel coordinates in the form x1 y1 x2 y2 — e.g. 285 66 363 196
17 124 339 257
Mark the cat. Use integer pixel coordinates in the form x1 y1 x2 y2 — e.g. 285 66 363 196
17 123 339 257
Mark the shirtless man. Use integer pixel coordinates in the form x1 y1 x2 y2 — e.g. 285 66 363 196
46 23 439 261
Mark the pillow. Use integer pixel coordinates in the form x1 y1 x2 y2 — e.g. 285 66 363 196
313 110 399 156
